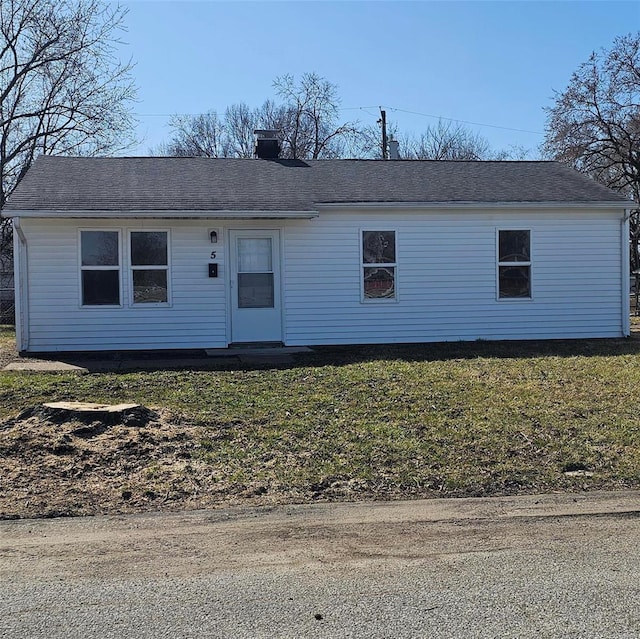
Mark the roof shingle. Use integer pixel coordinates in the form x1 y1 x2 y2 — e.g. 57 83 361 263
2 155 630 213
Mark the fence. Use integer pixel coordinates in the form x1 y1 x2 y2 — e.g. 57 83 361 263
1 269 15 324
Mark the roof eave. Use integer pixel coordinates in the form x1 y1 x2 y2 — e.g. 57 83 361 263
315 200 632 210
3 200 632 219
1 209 320 219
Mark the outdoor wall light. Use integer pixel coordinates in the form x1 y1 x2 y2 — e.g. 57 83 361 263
209 230 218 243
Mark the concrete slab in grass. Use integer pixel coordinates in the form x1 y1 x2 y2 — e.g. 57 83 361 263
3 360 89 374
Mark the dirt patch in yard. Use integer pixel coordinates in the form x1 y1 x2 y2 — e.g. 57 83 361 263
0 403 374 520
1 404 237 519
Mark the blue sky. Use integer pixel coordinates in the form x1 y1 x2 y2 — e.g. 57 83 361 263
118 1 639 157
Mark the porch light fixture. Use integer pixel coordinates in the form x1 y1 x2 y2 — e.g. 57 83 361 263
209 230 218 243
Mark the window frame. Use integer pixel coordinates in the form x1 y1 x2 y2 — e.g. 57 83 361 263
78 229 123 308
496 228 533 301
360 228 398 303
128 229 172 307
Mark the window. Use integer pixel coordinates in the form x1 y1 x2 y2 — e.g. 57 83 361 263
130 231 169 304
498 230 531 299
80 230 120 305
362 230 396 300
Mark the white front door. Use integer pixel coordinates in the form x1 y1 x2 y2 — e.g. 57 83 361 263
229 229 283 343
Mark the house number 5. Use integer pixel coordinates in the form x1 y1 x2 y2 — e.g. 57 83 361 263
210 251 217 259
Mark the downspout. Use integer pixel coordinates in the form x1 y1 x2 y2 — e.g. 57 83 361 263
622 209 631 337
12 217 29 352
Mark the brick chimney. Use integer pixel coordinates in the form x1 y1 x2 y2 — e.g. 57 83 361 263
254 130 281 160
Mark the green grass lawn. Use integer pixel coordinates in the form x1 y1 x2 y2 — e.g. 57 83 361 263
2 325 640 505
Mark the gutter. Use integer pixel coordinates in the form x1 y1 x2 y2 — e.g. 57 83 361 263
12 218 28 352
4 201 632 217
316 201 631 211
623 209 632 337
3 209 319 220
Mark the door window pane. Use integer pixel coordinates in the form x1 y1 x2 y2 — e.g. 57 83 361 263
81 231 118 266
133 270 168 303
238 273 274 308
82 270 120 305
237 238 272 273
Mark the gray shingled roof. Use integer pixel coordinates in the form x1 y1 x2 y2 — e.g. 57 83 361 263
2 155 630 213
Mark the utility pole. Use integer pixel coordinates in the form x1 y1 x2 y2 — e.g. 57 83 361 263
378 108 388 160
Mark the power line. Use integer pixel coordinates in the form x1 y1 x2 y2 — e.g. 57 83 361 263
389 107 544 135
341 105 543 136
133 105 544 136
355 106 379 119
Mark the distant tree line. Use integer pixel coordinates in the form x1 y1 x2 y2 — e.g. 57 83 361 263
156 72 528 162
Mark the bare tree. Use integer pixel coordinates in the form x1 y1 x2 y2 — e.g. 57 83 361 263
157 72 526 164
491 144 533 161
1 0 136 267
224 102 259 158
272 72 358 159
158 73 359 161
354 117 527 161
543 33 640 265
402 120 493 160
157 100 291 159
159 111 227 157
355 120 401 160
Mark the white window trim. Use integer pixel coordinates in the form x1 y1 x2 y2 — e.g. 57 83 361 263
496 228 533 302
78 228 123 308
127 229 172 307
360 228 399 303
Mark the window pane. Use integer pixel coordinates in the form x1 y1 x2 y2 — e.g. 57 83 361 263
237 238 272 273
499 265 531 298
499 230 530 262
133 269 168 303
131 232 168 266
364 266 395 299
82 270 120 305
81 231 118 266
363 231 396 264
238 272 274 308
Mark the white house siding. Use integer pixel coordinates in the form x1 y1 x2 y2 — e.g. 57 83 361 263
19 207 625 352
22 218 228 351
281 207 625 345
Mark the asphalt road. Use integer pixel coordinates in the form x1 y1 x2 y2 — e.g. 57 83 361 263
2 491 640 638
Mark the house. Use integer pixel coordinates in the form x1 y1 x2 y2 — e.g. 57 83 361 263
0 148 633 353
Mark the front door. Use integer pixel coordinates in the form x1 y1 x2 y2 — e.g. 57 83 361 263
229 229 282 343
